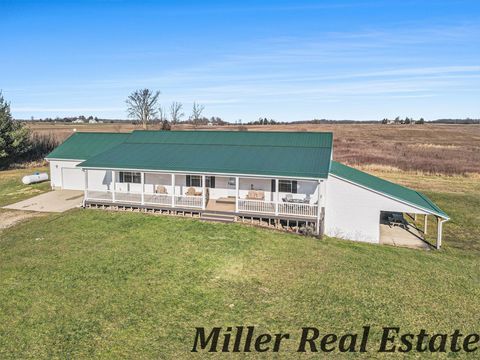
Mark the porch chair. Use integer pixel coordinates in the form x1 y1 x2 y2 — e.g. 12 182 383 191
256 190 265 201
246 190 264 201
155 185 167 194
186 187 197 196
283 194 293 202
246 190 256 200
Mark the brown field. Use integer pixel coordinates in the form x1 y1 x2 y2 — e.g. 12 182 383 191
28 122 480 174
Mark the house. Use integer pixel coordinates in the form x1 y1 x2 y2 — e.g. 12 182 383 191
45 131 449 247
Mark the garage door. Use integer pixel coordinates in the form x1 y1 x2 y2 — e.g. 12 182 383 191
61 167 85 190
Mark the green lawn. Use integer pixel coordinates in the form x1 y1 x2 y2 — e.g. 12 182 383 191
0 171 479 358
0 167 50 207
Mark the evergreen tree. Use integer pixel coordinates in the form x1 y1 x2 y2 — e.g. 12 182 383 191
0 92 31 167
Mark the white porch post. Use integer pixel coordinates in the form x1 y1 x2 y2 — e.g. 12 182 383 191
83 169 88 205
112 170 116 202
424 215 428 234
437 217 444 249
316 180 322 235
171 173 175 207
275 178 279 215
202 175 206 210
141 172 145 205
235 176 239 212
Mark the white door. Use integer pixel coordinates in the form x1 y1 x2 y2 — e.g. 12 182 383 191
61 167 85 190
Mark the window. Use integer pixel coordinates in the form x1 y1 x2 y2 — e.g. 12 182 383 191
186 175 215 188
119 171 141 183
205 176 215 188
278 180 297 193
186 175 202 187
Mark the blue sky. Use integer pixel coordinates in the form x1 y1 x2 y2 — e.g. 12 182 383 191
1 0 479 121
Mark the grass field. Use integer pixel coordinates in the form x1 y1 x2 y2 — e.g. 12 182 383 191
0 167 50 207
0 168 479 358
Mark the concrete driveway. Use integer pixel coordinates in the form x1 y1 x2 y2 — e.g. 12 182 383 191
3 190 84 213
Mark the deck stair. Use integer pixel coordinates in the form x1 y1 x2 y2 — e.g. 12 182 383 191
200 212 236 223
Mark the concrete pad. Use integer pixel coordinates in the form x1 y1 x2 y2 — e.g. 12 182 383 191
3 190 84 213
380 223 431 250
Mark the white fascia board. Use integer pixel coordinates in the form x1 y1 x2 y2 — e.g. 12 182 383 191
45 158 86 162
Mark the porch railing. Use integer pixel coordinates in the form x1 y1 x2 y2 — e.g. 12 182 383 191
238 199 317 217
144 193 172 206
115 191 142 203
278 202 317 217
174 195 203 208
86 190 113 202
84 190 202 208
238 199 275 214
84 191 316 216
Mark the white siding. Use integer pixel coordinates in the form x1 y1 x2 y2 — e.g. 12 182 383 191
49 160 83 189
86 169 111 191
62 168 84 190
324 176 427 243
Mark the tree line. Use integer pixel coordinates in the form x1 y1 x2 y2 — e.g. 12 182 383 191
125 89 227 129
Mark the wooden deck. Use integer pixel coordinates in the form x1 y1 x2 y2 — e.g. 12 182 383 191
206 199 235 212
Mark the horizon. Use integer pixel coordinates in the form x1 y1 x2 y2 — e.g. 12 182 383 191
2 0 480 122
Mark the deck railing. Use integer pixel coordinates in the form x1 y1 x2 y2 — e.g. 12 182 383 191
144 193 172 206
85 191 316 217
238 199 317 217
115 191 142 203
174 195 203 208
278 202 317 217
86 190 113 202
238 199 275 214
85 190 203 208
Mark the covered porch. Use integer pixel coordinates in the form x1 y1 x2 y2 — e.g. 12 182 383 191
82 169 323 219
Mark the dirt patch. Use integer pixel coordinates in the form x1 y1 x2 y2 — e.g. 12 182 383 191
0 210 44 230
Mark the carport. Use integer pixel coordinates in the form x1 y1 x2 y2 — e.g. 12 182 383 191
379 211 448 249
328 162 450 248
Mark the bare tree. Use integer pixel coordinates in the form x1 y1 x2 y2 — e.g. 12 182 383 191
190 102 205 127
158 105 168 122
169 101 184 124
126 89 160 129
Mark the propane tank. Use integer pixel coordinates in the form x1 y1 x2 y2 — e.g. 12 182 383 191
22 172 49 185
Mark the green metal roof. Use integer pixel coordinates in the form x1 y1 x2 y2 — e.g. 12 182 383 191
46 132 130 160
126 130 333 147
77 130 333 179
329 161 449 219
